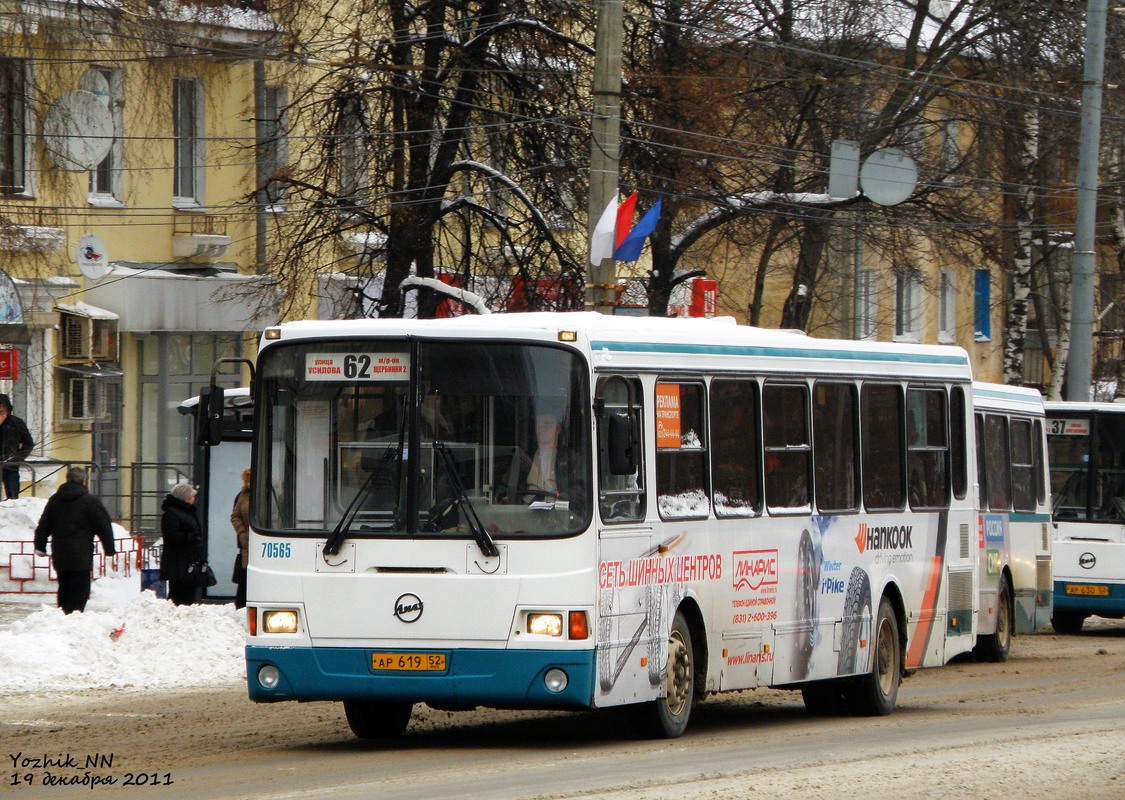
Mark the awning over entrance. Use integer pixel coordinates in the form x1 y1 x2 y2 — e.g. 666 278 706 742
0 323 30 344
55 301 120 321
56 363 124 379
82 263 278 332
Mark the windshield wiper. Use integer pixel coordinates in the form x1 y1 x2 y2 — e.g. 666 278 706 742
432 441 499 558
323 446 403 560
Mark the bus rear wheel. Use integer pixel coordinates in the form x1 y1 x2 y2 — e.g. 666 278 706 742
1051 611 1086 634
343 700 413 739
628 610 695 739
973 574 1013 662
844 597 900 716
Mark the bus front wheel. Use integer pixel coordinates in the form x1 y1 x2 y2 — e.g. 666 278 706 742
343 700 413 739
628 610 695 739
1051 611 1086 635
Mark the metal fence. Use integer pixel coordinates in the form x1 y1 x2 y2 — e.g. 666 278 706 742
16 459 191 540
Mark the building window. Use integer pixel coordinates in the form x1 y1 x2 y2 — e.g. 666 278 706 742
894 271 922 341
974 268 991 341
334 93 367 211
940 119 961 172
857 269 877 340
173 77 203 206
938 269 956 343
0 58 27 195
261 85 287 207
88 66 123 203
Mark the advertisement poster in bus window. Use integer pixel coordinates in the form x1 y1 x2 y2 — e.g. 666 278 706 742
656 384 681 448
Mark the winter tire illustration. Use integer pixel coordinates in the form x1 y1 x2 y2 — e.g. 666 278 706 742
837 566 872 675
792 528 820 678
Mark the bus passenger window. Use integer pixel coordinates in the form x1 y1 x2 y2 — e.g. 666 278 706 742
813 382 858 513
1011 418 1036 512
597 377 645 523
656 382 709 519
950 386 968 500
861 384 905 511
763 383 810 512
907 388 950 509
983 414 1011 511
710 380 761 517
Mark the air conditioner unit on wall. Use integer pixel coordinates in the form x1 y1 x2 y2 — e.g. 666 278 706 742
60 312 118 361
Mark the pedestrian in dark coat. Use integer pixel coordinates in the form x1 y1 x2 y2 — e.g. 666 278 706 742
0 392 34 499
230 467 251 610
33 466 116 614
160 482 203 606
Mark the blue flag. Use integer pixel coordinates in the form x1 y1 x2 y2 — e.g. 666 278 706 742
613 196 662 262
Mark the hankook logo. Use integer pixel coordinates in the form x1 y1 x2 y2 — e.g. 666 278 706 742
1079 552 1097 570
393 593 424 623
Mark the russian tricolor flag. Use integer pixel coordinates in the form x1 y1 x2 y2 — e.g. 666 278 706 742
589 192 662 265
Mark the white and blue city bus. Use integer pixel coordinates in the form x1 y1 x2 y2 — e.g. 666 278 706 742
243 313 980 738
970 382 1052 659
1045 401 1125 633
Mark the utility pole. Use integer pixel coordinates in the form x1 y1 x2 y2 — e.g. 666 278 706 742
586 0 623 314
1068 0 1107 401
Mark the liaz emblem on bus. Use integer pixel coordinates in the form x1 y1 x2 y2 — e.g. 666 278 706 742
304 352 410 381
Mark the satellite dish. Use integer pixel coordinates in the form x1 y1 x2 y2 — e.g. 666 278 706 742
78 70 111 106
43 90 113 172
860 147 918 206
76 234 110 281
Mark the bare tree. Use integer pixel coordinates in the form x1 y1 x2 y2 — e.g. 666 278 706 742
261 0 595 318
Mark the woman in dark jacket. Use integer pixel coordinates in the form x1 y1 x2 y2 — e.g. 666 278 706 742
160 482 203 606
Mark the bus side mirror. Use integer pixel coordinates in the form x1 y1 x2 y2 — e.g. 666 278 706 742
608 412 636 475
199 385 225 446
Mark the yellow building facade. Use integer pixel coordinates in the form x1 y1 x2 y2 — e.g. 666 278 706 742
0 1 278 529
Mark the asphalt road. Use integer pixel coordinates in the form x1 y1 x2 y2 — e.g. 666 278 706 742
4 621 1125 799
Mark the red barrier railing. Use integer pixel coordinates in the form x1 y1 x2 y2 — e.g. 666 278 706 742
0 536 143 600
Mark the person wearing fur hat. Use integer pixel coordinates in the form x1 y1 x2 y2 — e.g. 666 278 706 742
160 482 204 606
0 393 33 499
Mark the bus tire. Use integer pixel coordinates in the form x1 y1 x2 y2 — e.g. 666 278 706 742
801 679 850 716
1051 611 1086 634
627 610 694 739
844 597 900 717
973 573 1013 662
838 567 872 675
343 700 413 739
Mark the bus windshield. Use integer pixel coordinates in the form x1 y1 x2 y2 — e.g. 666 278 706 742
253 338 590 539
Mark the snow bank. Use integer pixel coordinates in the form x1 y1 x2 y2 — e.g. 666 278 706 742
0 579 245 695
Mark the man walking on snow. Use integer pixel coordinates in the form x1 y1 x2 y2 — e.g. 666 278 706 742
34 466 116 614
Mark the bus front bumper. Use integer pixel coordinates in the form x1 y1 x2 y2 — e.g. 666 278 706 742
246 644 596 709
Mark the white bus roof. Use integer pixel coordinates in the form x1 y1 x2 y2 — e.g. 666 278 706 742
972 382 1046 416
262 312 973 382
1045 400 1125 414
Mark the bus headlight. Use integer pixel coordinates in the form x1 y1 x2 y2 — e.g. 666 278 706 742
262 609 299 634
527 613 563 637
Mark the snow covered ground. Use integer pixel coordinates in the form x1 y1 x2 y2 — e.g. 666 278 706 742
0 497 245 696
